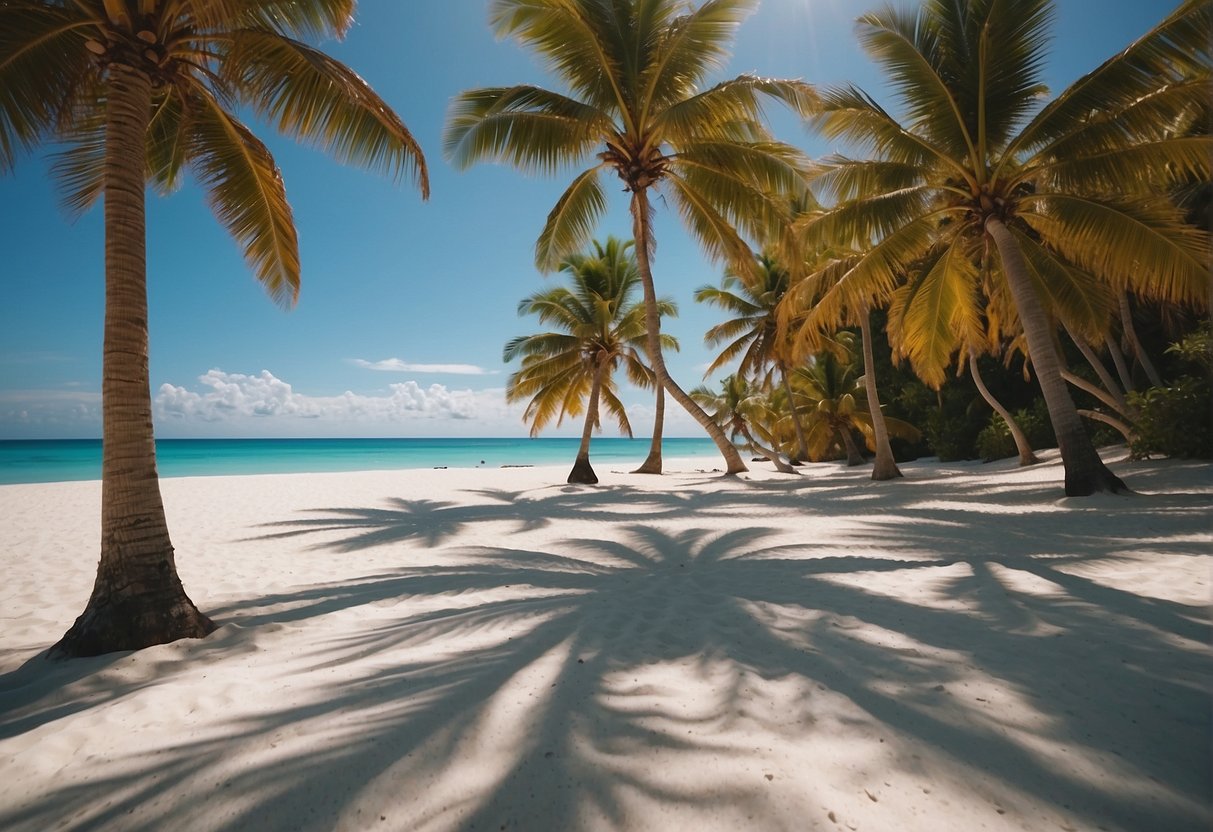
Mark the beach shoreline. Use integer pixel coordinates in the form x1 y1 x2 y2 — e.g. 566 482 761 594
1 451 1209 831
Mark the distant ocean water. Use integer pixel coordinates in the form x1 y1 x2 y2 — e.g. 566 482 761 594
0 437 725 485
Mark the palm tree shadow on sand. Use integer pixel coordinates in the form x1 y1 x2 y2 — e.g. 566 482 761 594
2 515 1208 831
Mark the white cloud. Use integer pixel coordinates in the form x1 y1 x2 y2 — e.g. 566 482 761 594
151 369 523 435
350 358 496 375
0 389 101 437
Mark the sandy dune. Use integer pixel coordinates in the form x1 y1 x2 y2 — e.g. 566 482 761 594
0 450 1209 831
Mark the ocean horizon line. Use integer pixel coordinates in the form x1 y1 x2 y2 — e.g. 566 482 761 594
0 436 726 485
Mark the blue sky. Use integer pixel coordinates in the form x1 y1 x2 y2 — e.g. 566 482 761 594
0 0 1175 439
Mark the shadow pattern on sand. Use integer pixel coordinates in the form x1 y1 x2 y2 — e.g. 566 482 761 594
1 460 1209 831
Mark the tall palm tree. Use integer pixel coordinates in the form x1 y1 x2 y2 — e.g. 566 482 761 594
696 253 810 461
1 1 428 657
444 0 817 475
801 0 1210 495
690 374 795 473
504 238 675 484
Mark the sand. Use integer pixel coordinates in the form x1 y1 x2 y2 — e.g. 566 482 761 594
0 449 1209 832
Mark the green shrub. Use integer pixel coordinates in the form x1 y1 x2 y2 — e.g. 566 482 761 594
976 417 1016 461
976 400 1055 461
1128 376 1213 459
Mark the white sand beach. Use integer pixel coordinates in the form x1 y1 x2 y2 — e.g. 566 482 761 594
0 450 1209 832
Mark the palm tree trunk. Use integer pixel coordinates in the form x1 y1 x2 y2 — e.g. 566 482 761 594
632 373 665 474
969 347 1040 466
1119 292 1163 387
1065 325 1130 412
1105 334 1135 395
839 426 865 466
779 363 809 462
986 216 1127 495
51 63 214 658
740 425 796 474
858 309 902 480
568 353 605 484
630 189 746 474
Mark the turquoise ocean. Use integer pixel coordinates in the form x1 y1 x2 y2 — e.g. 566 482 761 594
0 437 724 485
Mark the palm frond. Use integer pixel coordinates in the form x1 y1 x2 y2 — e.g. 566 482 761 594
1020 192 1211 307
187 88 299 308
1007 228 1113 340
224 29 428 195
488 0 629 112
855 4 976 161
1012 0 1212 157
887 236 980 388
0 3 95 172
536 167 608 272
444 85 608 174
225 0 356 40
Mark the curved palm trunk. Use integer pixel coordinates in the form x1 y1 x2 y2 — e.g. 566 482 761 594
739 425 796 474
969 347 1040 466
1105 334 1136 395
839 425 865 466
569 354 605 484
1066 326 1129 413
986 217 1127 495
779 363 809 462
632 375 665 474
51 64 214 659
630 189 746 474
1119 292 1163 388
858 310 902 480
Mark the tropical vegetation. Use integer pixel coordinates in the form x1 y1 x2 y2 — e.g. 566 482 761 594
444 0 817 474
504 237 675 484
786 0 1210 495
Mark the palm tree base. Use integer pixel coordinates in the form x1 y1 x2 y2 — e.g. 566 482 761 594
567 457 599 484
1019 451 1042 466
1065 464 1129 497
871 461 903 480
631 452 663 474
49 585 215 659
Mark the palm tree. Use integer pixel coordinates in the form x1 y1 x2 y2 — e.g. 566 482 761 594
504 238 675 484
791 345 919 465
696 253 811 461
802 0 1210 495
444 0 817 475
691 374 795 473
1 1 428 657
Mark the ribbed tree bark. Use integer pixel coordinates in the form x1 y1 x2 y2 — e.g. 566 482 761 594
779 363 809 462
632 369 665 474
51 63 215 659
1119 292 1163 387
969 347 1040 466
568 353 605 484
630 189 746 474
986 216 1128 495
858 310 902 480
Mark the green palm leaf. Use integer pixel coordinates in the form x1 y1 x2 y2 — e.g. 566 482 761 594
224 29 428 193
188 89 300 308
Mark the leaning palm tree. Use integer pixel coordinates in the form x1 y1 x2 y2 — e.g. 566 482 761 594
691 374 795 473
801 0 1210 495
696 253 811 461
1 1 428 656
505 238 675 484
445 0 817 475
